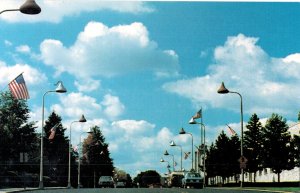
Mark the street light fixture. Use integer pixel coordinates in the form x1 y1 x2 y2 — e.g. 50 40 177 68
68 114 87 188
170 140 182 171
179 128 194 171
78 128 93 189
217 81 244 188
164 150 175 171
0 0 41 15
160 158 171 172
39 81 67 189
189 117 206 188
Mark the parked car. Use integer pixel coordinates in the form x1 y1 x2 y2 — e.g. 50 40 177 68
167 171 184 187
181 172 203 189
98 176 115 188
115 181 126 188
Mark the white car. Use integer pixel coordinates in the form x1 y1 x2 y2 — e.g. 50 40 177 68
181 172 203 189
98 176 115 188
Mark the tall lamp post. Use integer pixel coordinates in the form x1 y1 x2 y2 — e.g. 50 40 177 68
0 0 41 15
160 158 171 173
78 129 93 189
189 118 206 188
39 81 67 189
179 128 194 171
217 81 244 188
68 114 87 188
170 140 182 171
164 150 175 171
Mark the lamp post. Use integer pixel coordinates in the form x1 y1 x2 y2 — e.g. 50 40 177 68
189 118 206 188
164 150 175 171
0 0 41 15
217 81 244 188
77 129 93 189
68 114 87 188
160 158 171 173
179 128 194 171
170 140 182 171
39 81 67 189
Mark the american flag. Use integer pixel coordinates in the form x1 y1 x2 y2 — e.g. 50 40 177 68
227 124 237 136
8 73 29 100
49 123 60 140
192 109 202 119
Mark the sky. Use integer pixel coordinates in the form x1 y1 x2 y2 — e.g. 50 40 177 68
1 0 300 177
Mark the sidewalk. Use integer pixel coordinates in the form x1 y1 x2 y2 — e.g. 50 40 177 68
0 188 37 193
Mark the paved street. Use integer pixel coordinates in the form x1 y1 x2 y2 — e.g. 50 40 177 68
14 188 288 193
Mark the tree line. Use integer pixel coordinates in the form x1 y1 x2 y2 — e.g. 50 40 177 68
206 113 300 184
0 92 114 188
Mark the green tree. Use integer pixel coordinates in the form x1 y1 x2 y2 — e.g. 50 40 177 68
244 113 263 182
134 170 161 187
81 126 114 187
0 92 38 186
262 113 292 182
214 131 232 184
205 143 218 181
43 111 69 186
228 134 241 183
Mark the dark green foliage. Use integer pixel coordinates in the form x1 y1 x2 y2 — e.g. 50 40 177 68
80 126 114 188
262 113 292 182
133 170 161 187
0 92 38 187
43 112 69 186
244 113 263 182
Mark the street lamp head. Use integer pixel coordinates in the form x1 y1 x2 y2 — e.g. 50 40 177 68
55 81 67 93
164 150 169 156
217 82 230 94
170 140 176 146
189 117 197 124
179 127 186 135
87 128 93 134
20 0 41 15
160 158 165 162
79 114 87 122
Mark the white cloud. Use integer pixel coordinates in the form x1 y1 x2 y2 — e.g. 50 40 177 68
40 21 179 79
16 45 30 54
0 1 153 23
111 119 155 136
163 33 300 117
0 61 47 86
102 94 125 119
74 78 101 92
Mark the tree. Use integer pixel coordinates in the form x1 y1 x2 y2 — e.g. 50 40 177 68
262 113 292 182
244 113 264 182
0 92 38 186
228 134 241 183
43 111 69 186
81 126 114 187
134 170 161 187
214 131 232 183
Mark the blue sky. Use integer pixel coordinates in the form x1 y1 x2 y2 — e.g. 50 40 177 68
1 1 300 177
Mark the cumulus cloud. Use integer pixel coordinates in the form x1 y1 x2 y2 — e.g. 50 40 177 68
16 45 30 54
102 94 125 119
163 33 300 117
0 61 46 86
0 1 153 23
40 21 179 79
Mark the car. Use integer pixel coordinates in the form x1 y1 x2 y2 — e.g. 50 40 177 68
115 181 126 188
181 172 203 189
98 176 115 188
167 171 184 187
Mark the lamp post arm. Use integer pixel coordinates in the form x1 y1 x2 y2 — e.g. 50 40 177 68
0 9 20 14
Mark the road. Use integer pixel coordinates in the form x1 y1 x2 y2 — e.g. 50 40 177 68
15 188 287 193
